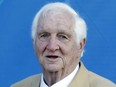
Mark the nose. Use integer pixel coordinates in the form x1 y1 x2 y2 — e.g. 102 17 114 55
47 37 59 52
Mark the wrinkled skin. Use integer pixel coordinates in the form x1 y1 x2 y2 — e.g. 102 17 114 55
33 9 86 86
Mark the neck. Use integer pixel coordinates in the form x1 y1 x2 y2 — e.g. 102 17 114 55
43 71 64 86
42 63 78 86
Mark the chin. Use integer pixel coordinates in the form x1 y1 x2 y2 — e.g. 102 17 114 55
44 65 62 72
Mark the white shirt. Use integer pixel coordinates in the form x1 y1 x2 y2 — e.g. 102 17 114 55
40 64 79 87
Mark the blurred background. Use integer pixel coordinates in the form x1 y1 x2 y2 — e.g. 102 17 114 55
0 0 116 87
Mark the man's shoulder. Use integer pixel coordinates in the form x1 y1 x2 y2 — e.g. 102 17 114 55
88 71 116 87
11 74 41 87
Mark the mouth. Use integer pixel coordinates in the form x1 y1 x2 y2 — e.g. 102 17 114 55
45 55 59 63
46 55 59 59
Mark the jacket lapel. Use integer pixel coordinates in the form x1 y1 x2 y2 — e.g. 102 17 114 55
32 74 41 87
69 62 90 87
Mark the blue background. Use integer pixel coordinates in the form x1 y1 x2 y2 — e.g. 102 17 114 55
0 0 116 87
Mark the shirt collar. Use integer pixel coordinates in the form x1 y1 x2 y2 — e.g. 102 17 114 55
40 64 79 87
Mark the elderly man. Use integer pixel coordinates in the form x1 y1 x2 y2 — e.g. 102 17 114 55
11 2 115 87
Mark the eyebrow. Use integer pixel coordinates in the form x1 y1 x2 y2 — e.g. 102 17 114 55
37 27 73 36
37 30 49 36
57 30 72 38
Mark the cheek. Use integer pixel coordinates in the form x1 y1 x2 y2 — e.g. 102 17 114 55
35 41 47 56
64 44 80 64
71 44 81 58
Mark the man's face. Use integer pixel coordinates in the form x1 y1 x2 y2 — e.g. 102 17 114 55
34 10 84 73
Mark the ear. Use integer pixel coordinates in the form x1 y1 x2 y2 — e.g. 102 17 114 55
79 38 86 50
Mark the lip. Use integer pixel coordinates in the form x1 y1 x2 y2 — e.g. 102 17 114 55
45 55 60 62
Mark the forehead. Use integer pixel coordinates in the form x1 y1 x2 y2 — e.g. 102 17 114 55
37 9 75 32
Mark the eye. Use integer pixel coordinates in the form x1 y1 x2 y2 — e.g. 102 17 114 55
38 32 50 40
40 33 49 37
58 34 68 40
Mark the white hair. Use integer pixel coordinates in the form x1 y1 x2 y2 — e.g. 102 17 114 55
31 2 87 56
